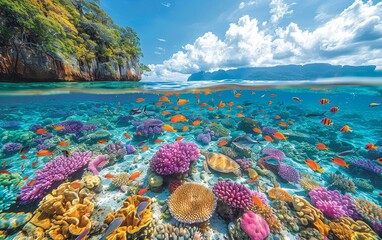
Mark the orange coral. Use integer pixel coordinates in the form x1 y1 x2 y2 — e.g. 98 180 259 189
329 217 379 240
267 188 292 202
247 205 282 233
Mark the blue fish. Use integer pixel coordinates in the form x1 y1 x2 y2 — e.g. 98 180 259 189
99 217 123 240
136 201 149 220
75 227 90 240
266 158 280 166
137 141 146 147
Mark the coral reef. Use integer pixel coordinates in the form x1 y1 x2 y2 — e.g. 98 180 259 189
212 181 252 209
196 133 211 145
236 158 252 169
2 142 22 153
329 217 379 240
88 155 109 175
220 146 238 159
353 178 373 192
207 124 229 137
327 172 356 193
105 141 127 164
168 179 183 193
277 163 300 183
151 219 203 240
168 183 216 224
309 187 357 219
0 212 32 230
111 172 131 188
241 211 270 240
238 117 261 133
267 188 292 202
19 151 92 203
134 119 164 138
299 175 321 191
247 204 282 233
58 120 97 134
262 148 286 161
150 141 199 175
352 159 382 174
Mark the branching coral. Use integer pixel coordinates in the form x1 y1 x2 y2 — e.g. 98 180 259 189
327 172 356 193
212 181 251 209
168 183 216 224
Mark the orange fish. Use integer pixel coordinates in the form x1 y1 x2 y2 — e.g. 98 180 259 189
23 176 29 181
235 93 242 98
340 125 352 132
32 160 38 168
154 139 165 143
141 146 149 152
316 143 329 151
217 101 226 109
270 94 276 97
331 158 349 168
162 111 171 115
182 126 189 132
58 141 69 147
124 133 131 139
253 128 262 134
225 114 230 118
207 107 214 111
320 98 330 104
21 163 25 171
175 136 183 141
305 160 324 172
228 102 234 107
129 171 142 181
36 128 48 135
192 120 202 126
237 105 243 109
50 124 65 131
28 179 36 187
0 170 11 175
97 139 109 144
272 132 287 140
248 175 259 184
251 195 264 207
268 101 272 105
137 188 149 195
264 135 274 142
204 91 211 95
71 182 81 189
155 102 163 106
162 124 177 132
21 155 28 159
365 143 378 151
377 158 382 164
236 113 245 118
170 114 188 123
288 121 294 125
159 96 169 102
218 141 228 147
279 122 288 128
36 150 54 157
168 101 174 105
177 98 189 105
136 98 145 103
275 115 281 119
104 174 115 179
200 103 208 107
173 107 179 111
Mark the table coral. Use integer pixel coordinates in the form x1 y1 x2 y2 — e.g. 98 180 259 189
168 183 216 224
104 195 153 237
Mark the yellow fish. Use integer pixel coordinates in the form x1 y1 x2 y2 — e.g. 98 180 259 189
162 124 177 132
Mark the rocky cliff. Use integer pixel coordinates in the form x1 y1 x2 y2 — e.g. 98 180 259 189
0 0 143 82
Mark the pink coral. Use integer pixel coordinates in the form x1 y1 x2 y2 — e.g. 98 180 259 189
150 141 199 175
212 181 252 209
88 155 109 175
241 211 270 240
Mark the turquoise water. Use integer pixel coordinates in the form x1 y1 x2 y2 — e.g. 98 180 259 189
0 79 382 239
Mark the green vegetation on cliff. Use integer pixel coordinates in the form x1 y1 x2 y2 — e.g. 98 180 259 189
0 0 144 72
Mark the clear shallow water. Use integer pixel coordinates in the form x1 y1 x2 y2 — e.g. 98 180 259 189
0 78 382 239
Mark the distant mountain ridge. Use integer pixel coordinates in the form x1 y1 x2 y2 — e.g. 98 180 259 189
188 63 382 81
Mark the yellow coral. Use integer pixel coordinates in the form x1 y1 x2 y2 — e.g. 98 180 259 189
248 205 282 233
292 195 329 236
168 183 216 224
299 176 321 191
267 188 292 202
104 195 153 238
329 217 379 240
111 172 130 188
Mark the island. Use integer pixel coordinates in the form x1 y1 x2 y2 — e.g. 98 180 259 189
188 64 382 81
0 0 144 82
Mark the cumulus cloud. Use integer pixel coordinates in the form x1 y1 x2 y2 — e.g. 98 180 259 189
144 0 382 81
269 0 294 24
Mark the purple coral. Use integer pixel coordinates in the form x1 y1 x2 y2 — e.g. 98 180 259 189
150 141 199 175
236 159 252 169
241 211 270 240
106 141 127 162
212 181 252 209
2 143 22 153
125 144 136 154
33 133 54 144
88 155 109 175
196 133 211 145
262 148 285 161
19 151 92 203
352 159 382 174
37 143 55 151
277 163 300 183
57 120 97 134
29 124 43 132
309 187 357 219
134 119 164 137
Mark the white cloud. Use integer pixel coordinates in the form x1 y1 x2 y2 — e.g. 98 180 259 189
161 2 171 8
144 0 382 81
154 47 166 55
239 1 256 9
157 38 167 42
270 0 294 24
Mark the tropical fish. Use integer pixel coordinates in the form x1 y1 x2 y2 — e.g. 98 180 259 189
28 179 36 187
182 126 189 132
331 158 349 168
0 170 11 175
62 150 72 157
99 217 123 240
330 106 339 113
175 136 183 141
21 163 25 171
369 102 380 107
321 117 333 125
129 171 142 181
36 149 54 157
23 176 29 181
218 141 228 147
192 120 202 126
137 188 149 195
162 124 177 132
71 182 81 189
177 98 189 105
170 114 188 123
75 227 91 240
141 146 149 152
36 128 48 135
275 115 281 119
200 103 208 107
365 143 378 151
161 111 171 115
236 113 245 118
253 128 262 134
228 102 234 107
305 160 324 173
264 135 274 142
207 107 214 111
97 139 109 144
58 141 69 147
272 132 287 140
32 160 38 168
50 124 65 131
137 141 146 147
246 168 259 183
336 149 355 156
155 102 162 107
268 101 272 105
19 146 31 155
320 98 330 104
234 93 242 98
292 97 303 102
340 125 352 132
279 122 288 128
136 98 145 103
101 174 115 180
21 155 28 159
124 133 131 139
136 201 149 220
270 94 276 97
304 111 326 117
159 96 169 102
217 101 226 109
316 143 329 151
155 139 165 143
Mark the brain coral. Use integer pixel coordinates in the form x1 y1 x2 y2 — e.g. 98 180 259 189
168 183 216 224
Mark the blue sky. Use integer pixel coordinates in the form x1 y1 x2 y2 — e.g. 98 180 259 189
100 0 382 80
